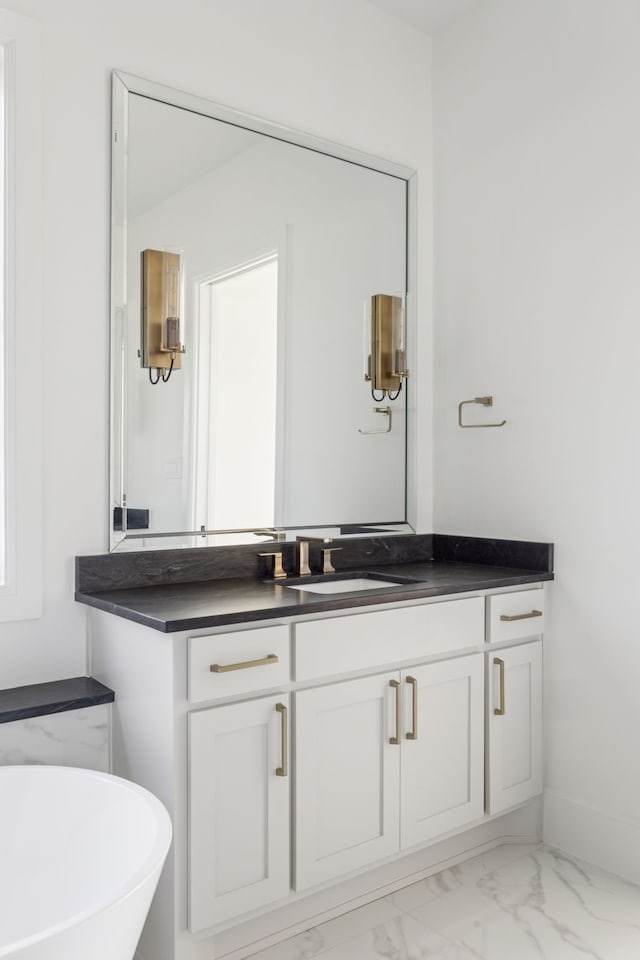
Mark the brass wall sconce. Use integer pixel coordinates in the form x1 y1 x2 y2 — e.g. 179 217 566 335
364 294 410 401
140 249 186 384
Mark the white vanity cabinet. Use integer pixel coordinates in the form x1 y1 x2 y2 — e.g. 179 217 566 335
294 654 485 890
88 582 548 960
293 597 485 889
188 693 291 931
400 654 485 849
486 640 543 815
294 672 401 889
485 588 544 815
186 627 292 930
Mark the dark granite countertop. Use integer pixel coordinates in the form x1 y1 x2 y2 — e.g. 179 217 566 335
75 559 553 633
0 676 115 725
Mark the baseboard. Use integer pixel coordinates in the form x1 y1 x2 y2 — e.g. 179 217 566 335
544 789 640 884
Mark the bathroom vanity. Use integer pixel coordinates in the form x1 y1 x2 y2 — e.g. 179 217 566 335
77 535 552 960
94 66 557 960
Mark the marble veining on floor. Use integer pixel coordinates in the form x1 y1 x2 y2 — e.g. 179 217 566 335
247 844 640 959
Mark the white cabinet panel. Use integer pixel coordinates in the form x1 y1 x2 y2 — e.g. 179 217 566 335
401 654 484 848
487 641 543 814
295 597 484 680
294 673 400 890
189 695 290 929
295 655 487 889
487 589 545 644
189 625 290 702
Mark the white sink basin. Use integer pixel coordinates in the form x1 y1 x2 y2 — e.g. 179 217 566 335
286 577 407 594
0 765 172 960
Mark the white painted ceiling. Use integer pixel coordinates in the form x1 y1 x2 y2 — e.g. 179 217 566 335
364 0 482 34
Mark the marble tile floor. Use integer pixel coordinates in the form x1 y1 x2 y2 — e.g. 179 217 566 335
248 844 640 960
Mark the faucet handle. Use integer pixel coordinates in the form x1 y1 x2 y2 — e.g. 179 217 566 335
321 547 342 575
258 551 287 580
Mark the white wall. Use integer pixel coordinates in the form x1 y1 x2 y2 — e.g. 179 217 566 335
434 0 640 877
0 0 432 686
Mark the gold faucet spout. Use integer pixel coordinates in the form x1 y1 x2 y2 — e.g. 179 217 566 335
295 536 333 577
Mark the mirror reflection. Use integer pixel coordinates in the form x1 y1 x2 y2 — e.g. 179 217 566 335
111 75 414 549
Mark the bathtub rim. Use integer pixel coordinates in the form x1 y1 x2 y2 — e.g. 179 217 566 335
0 765 172 957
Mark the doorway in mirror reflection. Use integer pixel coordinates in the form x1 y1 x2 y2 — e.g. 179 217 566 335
194 254 279 538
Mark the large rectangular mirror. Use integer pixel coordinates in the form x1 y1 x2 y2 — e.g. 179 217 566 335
110 72 416 550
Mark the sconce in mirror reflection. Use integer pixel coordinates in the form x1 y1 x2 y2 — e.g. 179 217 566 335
364 294 409 401
140 249 186 384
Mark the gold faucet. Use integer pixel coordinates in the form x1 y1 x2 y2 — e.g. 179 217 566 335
295 536 333 576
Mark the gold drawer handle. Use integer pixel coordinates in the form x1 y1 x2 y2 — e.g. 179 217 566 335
500 609 542 622
406 676 418 740
209 653 279 673
389 679 401 745
494 657 505 715
276 702 288 777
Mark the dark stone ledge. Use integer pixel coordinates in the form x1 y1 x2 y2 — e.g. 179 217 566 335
0 676 115 725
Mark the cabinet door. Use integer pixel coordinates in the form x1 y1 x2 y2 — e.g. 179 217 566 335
188 695 290 931
487 641 543 815
294 673 400 890
401 654 484 849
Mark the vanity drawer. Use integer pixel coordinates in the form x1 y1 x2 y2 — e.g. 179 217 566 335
486 589 545 644
294 597 484 681
189 626 290 702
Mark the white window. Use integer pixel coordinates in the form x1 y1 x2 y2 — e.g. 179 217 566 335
0 10 42 620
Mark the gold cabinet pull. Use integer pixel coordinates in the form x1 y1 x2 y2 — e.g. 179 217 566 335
500 610 542 622
389 679 401 745
406 676 418 740
209 653 279 673
275 702 288 777
493 658 505 715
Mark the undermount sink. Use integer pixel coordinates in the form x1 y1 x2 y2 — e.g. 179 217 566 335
285 573 418 594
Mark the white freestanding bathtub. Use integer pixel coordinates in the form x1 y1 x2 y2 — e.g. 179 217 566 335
0 765 172 959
